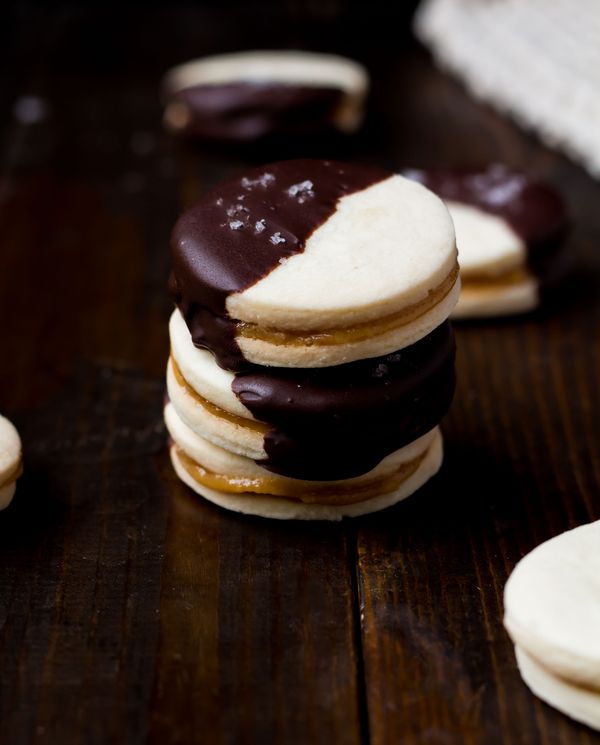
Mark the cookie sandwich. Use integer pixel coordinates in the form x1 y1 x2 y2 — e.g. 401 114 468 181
162 51 368 142
166 159 460 519
405 165 569 318
504 521 600 731
0 414 22 510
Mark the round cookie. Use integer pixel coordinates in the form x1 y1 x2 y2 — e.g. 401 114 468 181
0 414 22 510
504 521 600 690
166 400 439 497
169 426 443 521
167 309 455 480
515 646 600 731
170 159 459 370
404 164 569 319
162 50 369 141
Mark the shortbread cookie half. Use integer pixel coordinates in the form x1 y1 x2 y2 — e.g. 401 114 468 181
515 646 600 731
504 521 600 690
170 159 458 369
169 426 443 521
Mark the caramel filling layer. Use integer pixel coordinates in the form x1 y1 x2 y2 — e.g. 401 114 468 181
175 445 426 506
235 264 459 348
461 268 532 291
0 457 23 489
170 356 268 434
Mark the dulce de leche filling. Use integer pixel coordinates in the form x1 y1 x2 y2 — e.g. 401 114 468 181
174 444 427 506
170 355 268 434
460 267 533 291
235 264 459 348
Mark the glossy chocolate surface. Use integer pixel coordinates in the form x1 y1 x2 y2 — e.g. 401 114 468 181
404 164 569 280
170 159 388 370
234 321 455 480
171 159 456 482
168 82 345 142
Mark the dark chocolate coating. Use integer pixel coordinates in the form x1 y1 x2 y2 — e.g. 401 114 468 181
170 159 456 482
233 321 455 480
168 82 346 142
170 159 388 371
403 164 569 283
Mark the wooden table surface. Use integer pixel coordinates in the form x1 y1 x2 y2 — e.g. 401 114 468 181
1 5 599 744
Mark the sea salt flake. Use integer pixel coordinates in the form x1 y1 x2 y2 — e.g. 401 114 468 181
226 204 249 217
255 219 266 233
270 232 286 245
287 179 314 198
241 172 275 189
484 180 523 206
229 220 244 230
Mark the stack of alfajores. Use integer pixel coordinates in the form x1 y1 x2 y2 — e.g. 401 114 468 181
165 159 460 520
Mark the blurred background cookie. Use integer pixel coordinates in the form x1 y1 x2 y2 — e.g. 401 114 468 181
504 521 600 730
162 50 369 142
405 165 569 318
0 414 22 510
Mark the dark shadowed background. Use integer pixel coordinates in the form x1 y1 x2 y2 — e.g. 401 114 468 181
0 2 599 745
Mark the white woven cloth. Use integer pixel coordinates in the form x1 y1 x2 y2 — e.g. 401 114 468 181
415 0 600 178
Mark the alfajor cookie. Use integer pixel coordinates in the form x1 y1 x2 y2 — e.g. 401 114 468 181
166 159 458 519
515 647 600 732
162 51 369 142
167 404 444 521
0 414 22 510
170 159 459 370
504 521 600 730
167 309 455 480
405 165 569 319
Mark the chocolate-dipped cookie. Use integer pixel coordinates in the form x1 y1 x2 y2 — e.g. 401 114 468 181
170 160 459 370
166 159 459 519
162 51 368 142
405 164 569 318
167 310 455 481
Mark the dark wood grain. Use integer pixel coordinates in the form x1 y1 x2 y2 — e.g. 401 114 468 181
149 489 363 745
0 4 599 745
356 50 600 745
